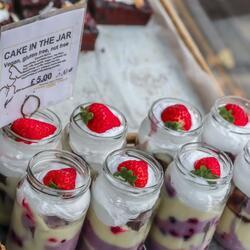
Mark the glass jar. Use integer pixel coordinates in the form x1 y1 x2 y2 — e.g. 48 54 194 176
67 103 127 173
201 96 250 161
137 98 202 170
0 109 62 227
6 150 91 250
78 148 164 250
216 141 250 250
147 142 233 250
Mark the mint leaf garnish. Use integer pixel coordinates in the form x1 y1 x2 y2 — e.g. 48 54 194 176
80 107 94 124
165 121 183 131
192 165 220 185
192 165 218 179
49 181 58 189
219 107 234 124
113 167 137 186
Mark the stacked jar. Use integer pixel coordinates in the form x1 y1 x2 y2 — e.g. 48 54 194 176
137 98 203 170
78 148 164 250
66 103 127 174
216 141 250 250
0 109 62 227
201 96 250 161
6 150 91 250
148 143 233 250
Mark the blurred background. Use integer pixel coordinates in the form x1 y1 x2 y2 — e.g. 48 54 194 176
172 0 250 98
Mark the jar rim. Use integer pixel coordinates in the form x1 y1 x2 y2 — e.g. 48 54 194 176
176 142 233 187
27 150 91 199
148 98 203 136
103 148 164 196
70 103 128 139
244 141 250 164
2 109 62 144
212 96 250 135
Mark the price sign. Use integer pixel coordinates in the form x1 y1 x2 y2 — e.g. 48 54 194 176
0 4 85 128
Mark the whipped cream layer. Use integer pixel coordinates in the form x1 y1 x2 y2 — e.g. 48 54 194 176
17 164 90 222
201 113 250 156
233 148 250 198
169 151 231 212
92 156 160 226
0 9 9 22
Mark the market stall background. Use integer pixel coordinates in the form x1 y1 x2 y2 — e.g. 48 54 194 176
0 0 226 249
172 0 250 98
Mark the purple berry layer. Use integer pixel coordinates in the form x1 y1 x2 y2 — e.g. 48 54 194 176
155 216 219 240
215 232 245 250
45 232 80 250
9 229 81 250
146 238 209 250
215 216 246 250
164 176 176 198
78 219 144 250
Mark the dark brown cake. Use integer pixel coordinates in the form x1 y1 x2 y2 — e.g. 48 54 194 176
88 0 153 25
14 0 63 18
82 12 99 51
17 0 62 8
0 1 13 27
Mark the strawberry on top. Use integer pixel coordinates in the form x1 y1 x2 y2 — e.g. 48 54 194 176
161 104 192 131
43 167 77 190
11 118 57 143
113 160 149 188
219 103 248 127
193 157 221 179
80 103 121 134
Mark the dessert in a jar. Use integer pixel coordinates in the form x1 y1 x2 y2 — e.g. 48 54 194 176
201 96 250 161
216 141 250 250
6 149 91 250
78 148 164 250
0 109 62 227
137 98 203 170
147 142 233 250
67 103 127 173
88 0 153 25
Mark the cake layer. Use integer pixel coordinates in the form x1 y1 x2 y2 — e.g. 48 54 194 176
88 0 152 25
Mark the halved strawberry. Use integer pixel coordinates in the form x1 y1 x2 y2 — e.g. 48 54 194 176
110 226 127 234
193 157 221 179
161 104 192 131
219 103 248 126
114 160 148 188
80 103 121 133
11 118 56 143
43 168 77 190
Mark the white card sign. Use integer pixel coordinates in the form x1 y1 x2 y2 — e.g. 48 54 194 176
0 4 85 128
